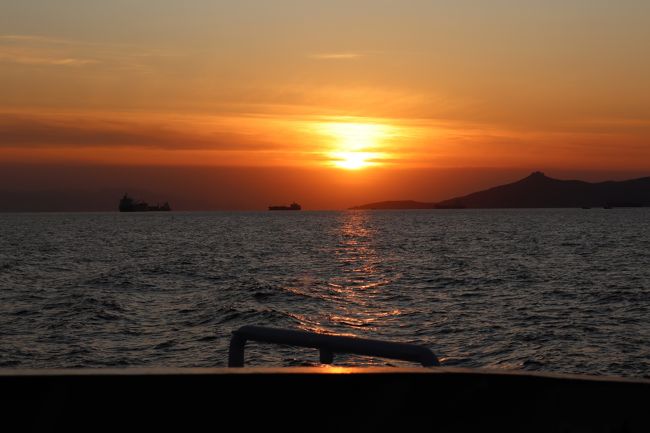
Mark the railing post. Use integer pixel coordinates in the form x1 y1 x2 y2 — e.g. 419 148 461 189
228 333 247 367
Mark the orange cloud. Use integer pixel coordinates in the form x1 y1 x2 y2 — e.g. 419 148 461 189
2 107 650 171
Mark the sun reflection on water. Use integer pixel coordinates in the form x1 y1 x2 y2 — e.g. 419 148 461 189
325 212 401 336
280 211 415 365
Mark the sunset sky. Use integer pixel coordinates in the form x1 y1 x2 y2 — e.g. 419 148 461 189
2 1 650 210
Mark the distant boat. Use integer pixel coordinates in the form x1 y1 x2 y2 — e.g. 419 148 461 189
119 194 171 212
268 202 301 211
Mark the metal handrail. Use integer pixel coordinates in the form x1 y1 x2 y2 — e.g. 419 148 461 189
228 325 439 367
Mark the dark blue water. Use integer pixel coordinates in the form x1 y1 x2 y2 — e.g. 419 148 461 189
1 210 649 377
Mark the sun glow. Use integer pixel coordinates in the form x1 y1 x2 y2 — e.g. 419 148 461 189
331 151 378 170
314 121 394 170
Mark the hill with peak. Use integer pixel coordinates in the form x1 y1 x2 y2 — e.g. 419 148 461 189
350 172 650 209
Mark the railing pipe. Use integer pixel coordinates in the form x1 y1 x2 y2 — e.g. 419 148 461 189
228 325 439 367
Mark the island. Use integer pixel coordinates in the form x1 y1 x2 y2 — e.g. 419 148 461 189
350 172 650 209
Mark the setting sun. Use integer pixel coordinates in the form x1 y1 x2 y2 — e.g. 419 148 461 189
312 121 395 170
331 151 377 170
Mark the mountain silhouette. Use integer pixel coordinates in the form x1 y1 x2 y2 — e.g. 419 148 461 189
351 171 650 209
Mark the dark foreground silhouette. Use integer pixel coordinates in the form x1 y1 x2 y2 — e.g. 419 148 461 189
3 324 650 432
351 171 650 209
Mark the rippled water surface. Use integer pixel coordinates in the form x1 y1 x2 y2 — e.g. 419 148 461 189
1 210 649 377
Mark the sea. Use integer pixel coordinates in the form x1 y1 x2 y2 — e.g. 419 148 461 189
1 209 649 378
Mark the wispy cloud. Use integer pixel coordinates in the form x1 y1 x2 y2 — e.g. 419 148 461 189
0 34 100 67
0 111 285 151
0 34 139 49
0 34 174 71
0 34 77 45
0 50 98 66
309 52 363 60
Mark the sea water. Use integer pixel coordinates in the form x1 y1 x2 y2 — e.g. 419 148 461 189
1 209 648 377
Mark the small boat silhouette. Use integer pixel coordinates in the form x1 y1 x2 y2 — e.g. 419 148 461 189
268 202 301 211
119 194 171 212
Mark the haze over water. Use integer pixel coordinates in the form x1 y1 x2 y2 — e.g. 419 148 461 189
1 209 648 377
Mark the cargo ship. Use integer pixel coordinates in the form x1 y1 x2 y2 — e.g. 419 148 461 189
268 202 301 211
119 194 171 212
